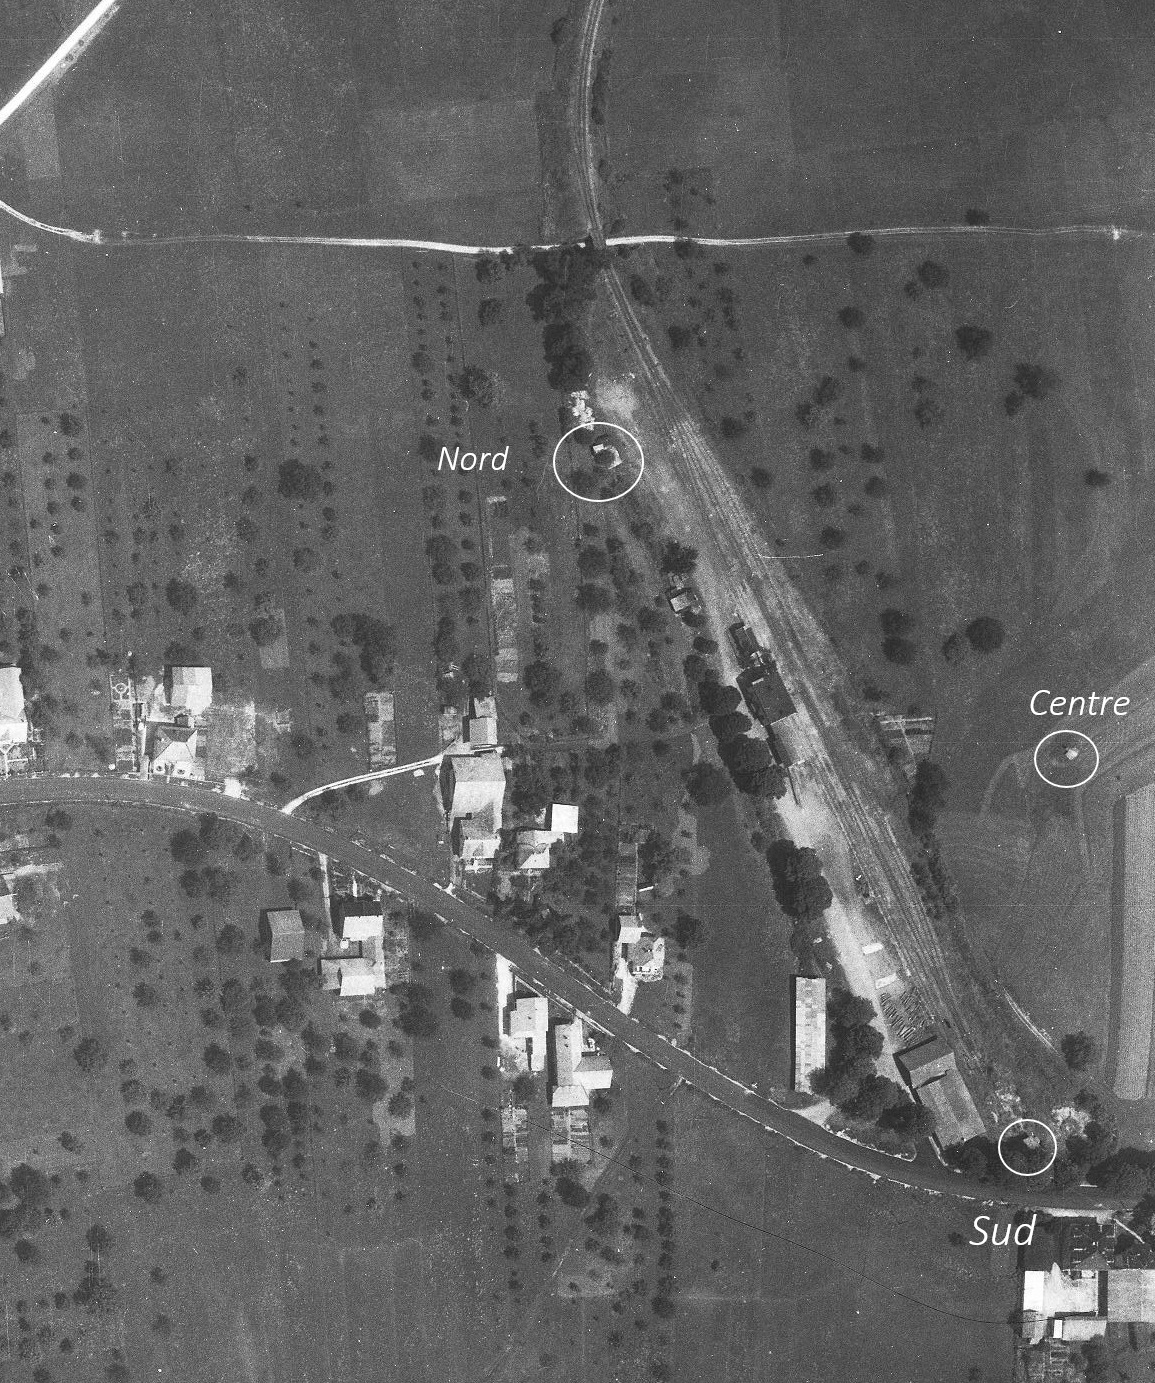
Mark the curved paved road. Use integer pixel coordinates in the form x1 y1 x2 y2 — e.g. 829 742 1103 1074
0 773 1111 1211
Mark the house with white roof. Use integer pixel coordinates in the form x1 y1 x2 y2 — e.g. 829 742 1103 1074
0 667 27 744
549 803 579 835
147 722 205 780
443 750 506 867
550 1017 613 1109
507 994 549 1072
166 666 213 718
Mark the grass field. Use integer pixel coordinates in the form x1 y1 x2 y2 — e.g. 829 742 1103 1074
1112 784 1155 1099
603 0 1155 237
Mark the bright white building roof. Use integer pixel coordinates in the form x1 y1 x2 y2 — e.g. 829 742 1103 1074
0 666 27 743
551 1018 613 1108
508 995 549 1072
168 665 213 716
550 803 580 835
516 829 558 872
472 696 497 719
468 716 498 746
1022 1266 1100 1318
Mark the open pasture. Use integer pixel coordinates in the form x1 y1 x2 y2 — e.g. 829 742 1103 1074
605 0 1155 236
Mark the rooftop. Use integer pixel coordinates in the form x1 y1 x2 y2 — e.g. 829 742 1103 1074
266 908 305 963
550 803 580 835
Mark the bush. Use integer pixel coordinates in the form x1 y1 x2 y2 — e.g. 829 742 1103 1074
882 636 917 665
684 762 731 807
965 616 1004 653
1085 469 1113 488
766 840 833 923
955 324 992 361
838 306 864 329
846 232 874 256
478 298 504 327
1061 1031 1096 1072
457 365 496 407
660 541 698 577
165 579 197 615
133 1172 162 1203
909 762 949 835
203 1044 231 1074
73 1037 107 1073
916 260 949 289
277 459 323 500
585 670 615 704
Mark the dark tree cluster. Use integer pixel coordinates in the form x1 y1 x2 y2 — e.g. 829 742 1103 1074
525 241 607 393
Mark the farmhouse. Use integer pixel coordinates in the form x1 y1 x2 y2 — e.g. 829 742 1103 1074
550 1016 613 1108
1020 1242 1155 1345
320 955 377 999
336 895 385 943
507 994 549 1072
147 722 205 780
265 908 305 963
442 750 506 866
616 919 665 982
0 666 27 743
321 894 386 994
895 1033 985 1148
792 976 827 1092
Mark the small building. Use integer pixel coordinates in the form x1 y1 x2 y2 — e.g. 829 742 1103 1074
0 877 16 926
667 586 702 619
466 695 499 746
728 621 760 665
265 908 305 963
624 931 665 982
592 440 621 470
896 1032 985 1149
550 1017 613 1109
895 1035 956 1086
617 917 644 948
148 723 205 779
743 664 796 726
319 954 377 998
0 666 27 744
467 715 498 746
792 976 827 1092
508 995 549 1073
549 803 580 835
442 752 506 823
515 829 558 873
336 896 384 944
615 840 639 915
454 813 501 864
166 666 213 718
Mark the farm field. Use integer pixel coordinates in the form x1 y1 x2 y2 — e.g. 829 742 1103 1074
5 0 567 242
602 0 1155 238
